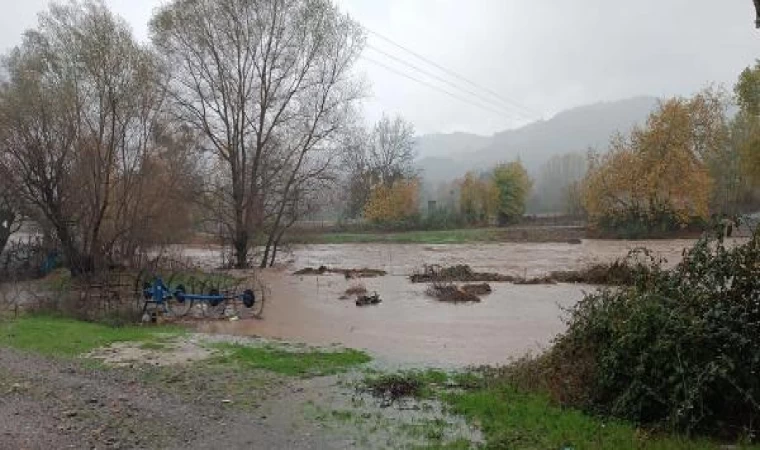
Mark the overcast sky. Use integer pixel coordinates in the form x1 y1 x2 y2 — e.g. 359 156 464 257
1 0 757 135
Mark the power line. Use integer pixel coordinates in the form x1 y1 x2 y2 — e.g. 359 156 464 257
364 27 543 119
360 55 522 120
366 44 532 121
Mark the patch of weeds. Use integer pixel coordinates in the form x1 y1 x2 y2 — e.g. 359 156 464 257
211 343 371 377
419 439 473 450
0 315 185 357
330 409 355 422
364 369 450 404
401 418 447 441
449 371 482 390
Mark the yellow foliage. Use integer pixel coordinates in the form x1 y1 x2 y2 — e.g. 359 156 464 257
459 171 499 223
583 96 717 227
363 179 419 223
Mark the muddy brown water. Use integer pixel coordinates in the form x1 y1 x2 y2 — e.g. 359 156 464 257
183 239 739 367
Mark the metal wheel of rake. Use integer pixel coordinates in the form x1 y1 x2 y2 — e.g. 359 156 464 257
244 277 267 319
163 272 194 317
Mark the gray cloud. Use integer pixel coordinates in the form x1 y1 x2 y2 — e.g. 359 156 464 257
1 0 757 135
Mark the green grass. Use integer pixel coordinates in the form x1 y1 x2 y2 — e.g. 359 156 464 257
358 368 757 449
0 315 184 357
212 343 371 377
294 228 505 245
444 384 756 450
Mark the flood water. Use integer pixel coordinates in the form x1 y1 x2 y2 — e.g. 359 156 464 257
186 238 729 367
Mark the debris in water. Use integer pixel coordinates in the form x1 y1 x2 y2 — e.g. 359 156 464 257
364 374 424 406
461 283 493 296
294 267 387 278
344 284 368 297
426 282 481 303
356 293 382 307
293 266 329 275
412 260 646 286
410 264 515 283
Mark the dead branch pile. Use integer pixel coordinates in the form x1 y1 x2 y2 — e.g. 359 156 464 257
410 264 515 283
344 284 368 296
294 266 387 278
356 293 382 306
461 283 493 296
426 282 481 303
413 260 645 286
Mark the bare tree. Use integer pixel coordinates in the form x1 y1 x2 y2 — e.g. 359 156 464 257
151 0 365 268
0 168 20 256
342 114 417 218
0 1 165 274
368 115 417 186
259 141 339 267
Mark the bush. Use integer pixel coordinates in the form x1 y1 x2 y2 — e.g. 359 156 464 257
419 207 466 230
542 229 760 440
594 208 704 239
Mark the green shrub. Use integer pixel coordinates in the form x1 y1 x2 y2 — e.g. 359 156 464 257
543 228 760 440
594 208 705 239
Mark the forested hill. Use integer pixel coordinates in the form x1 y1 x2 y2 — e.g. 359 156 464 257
415 96 658 181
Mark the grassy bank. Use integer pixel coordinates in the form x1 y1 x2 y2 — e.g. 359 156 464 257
2 316 752 448
0 316 185 357
445 384 724 449
212 342 371 377
359 371 757 450
290 228 504 244
0 316 370 377
288 226 587 245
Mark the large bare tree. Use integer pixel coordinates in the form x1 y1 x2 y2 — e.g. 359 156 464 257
151 0 365 268
0 1 166 274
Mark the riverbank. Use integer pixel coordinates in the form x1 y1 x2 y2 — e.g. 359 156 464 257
285 226 586 245
0 315 752 449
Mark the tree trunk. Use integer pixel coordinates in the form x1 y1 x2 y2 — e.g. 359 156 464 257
0 209 15 257
260 238 271 269
233 229 248 269
55 223 91 276
269 228 288 268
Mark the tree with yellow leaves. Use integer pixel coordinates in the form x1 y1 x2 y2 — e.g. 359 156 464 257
363 179 420 224
583 94 719 235
459 171 499 224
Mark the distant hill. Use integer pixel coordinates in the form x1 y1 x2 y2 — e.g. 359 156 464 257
416 96 659 182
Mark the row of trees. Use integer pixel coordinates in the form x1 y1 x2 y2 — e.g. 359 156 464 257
0 0 367 272
582 62 760 235
458 162 532 225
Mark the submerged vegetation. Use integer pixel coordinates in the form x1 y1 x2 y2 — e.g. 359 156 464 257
411 258 652 286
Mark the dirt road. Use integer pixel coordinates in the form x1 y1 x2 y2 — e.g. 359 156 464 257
0 347 349 449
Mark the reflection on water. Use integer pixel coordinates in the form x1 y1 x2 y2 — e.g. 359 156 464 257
190 239 734 367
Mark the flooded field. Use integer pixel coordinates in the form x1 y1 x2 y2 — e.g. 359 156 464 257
189 238 722 368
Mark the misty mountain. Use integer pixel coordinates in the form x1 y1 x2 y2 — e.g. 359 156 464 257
416 96 659 182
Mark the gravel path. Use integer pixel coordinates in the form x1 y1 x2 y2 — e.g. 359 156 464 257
0 347 349 449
